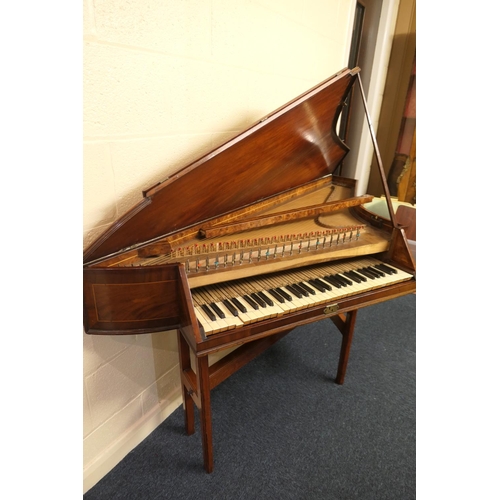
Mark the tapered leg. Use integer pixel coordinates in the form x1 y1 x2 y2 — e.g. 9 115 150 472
182 386 195 436
335 310 358 385
177 331 195 435
196 356 214 473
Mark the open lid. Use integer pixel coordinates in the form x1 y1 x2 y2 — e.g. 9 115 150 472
84 68 359 264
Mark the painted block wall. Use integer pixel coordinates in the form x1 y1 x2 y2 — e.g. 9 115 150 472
83 0 355 492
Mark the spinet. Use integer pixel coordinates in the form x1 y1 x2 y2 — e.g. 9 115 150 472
83 67 416 472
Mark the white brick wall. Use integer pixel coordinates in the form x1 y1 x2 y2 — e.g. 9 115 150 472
83 0 355 491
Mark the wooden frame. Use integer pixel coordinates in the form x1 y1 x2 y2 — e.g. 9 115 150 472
82 66 417 474
176 256 415 472
176 309 358 473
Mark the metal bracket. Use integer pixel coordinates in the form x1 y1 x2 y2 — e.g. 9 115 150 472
324 304 339 315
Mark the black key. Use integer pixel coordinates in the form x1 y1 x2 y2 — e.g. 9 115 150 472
274 287 293 301
286 285 302 298
223 299 238 316
299 282 316 294
343 271 362 283
243 294 259 310
258 291 273 306
346 270 366 282
308 279 326 293
332 274 350 286
367 265 384 277
315 278 332 291
357 267 378 279
268 289 285 303
329 274 348 287
251 292 266 308
201 304 216 322
336 274 353 286
210 302 225 319
230 297 247 314
292 283 308 297
362 267 382 278
376 263 397 274
300 280 316 295
323 275 343 288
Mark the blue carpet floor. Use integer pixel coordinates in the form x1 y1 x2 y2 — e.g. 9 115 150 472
85 294 416 500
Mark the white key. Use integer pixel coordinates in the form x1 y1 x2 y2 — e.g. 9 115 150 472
194 305 227 335
215 301 245 329
194 306 212 333
208 300 240 330
258 290 286 318
278 284 311 310
262 288 295 314
216 283 259 324
226 297 257 324
292 270 341 304
266 286 303 313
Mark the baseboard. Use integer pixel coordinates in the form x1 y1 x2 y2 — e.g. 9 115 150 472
83 395 183 494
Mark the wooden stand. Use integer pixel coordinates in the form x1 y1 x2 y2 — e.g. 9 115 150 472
176 310 358 473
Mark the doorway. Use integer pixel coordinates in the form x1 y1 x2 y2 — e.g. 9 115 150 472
340 0 414 198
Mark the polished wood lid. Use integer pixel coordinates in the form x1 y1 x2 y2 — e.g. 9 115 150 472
84 68 358 264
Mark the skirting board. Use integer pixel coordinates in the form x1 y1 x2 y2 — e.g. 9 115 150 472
83 395 183 494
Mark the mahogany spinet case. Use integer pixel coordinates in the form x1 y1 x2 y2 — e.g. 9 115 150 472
83 67 416 472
